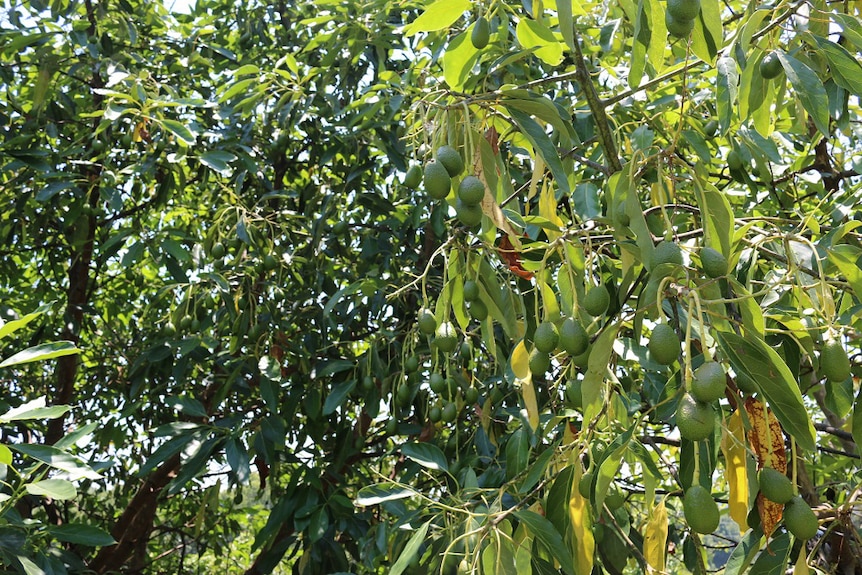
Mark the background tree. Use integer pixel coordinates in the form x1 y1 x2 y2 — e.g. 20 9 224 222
1 0 861 573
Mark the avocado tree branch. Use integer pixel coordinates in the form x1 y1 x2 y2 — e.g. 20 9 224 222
571 28 623 174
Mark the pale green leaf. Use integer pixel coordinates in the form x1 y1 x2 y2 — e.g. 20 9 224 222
0 303 53 340
10 444 102 480
0 396 71 423
442 28 480 91
389 521 430 575
160 118 196 145
403 0 470 35
354 483 417 506
0 341 79 368
516 19 564 66
25 479 77 500
199 150 236 174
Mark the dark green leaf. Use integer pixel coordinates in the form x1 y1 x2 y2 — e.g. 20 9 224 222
49 524 116 546
775 52 830 137
514 509 576 575
401 442 448 472
716 332 816 451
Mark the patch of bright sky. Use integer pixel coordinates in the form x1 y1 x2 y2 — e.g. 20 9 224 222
165 0 195 14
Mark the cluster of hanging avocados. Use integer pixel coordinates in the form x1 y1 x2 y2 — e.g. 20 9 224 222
403 137 835 542
666 0 701 38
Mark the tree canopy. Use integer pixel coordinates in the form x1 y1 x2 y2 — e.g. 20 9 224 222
1 0 862 573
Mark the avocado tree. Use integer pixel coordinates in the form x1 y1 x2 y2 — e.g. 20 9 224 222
0 0 861 573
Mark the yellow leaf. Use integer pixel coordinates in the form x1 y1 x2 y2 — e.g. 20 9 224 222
569 466 594 575
793 546 810 575
511 340 530 380
539 180 564 241
643 499 668 572
721 409 750 530
511 340 539 430
521 378 540 431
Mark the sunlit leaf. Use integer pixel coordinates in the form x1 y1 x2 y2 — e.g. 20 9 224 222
0 341 79 368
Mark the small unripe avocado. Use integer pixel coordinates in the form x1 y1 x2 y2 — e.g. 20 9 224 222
533 321 560 354
758 467 794 504
649 323 679 365
652 240 684 269
784 495 819 539
684 485 720 534
691 361 726 403
403 164 422 188
676 393 716 441
701 247 728 278
435 145 464 176
458 175 485 205
667 0 701 21
820 339 851 382
666 11 695 38
424 160 451 200
435 321 459 352
583 286 610 317
471 16 490 49
417 309 437 334
529 347 551 375
760 51 783 79
559 318 589 356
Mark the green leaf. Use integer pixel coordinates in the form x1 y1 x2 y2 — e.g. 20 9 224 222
514 509 576 575
810 35 862 96
403 0 470 35
400 442 448 472
629 0 649 87
716 332 816 451
0 444 11 465
16 555 44 575
199 150 236 174
0 303 54 339
716 57 739 134
516 19 564 66
853 386 862 454
749 530 790 574
354 483 417 506
48 524 116 546
0 397 71 422
160 118 196 145
724 526 763 575
518 441 556 493
442 28 480 91
508 107 571 196
0 341 79 368
10 444 102 479
691 0 722 62
775 52 830 137
505 428 530 480
481 535 518 575
389 520 430 575
322 379 356 416
25 479 77 500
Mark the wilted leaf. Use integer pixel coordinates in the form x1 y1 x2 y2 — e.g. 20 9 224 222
721 409 750 530
569 465 595 575
745 397 786 537
644 498 668 572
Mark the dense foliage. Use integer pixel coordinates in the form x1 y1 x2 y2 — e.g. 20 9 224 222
1 0 861 573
